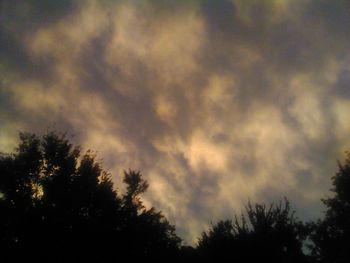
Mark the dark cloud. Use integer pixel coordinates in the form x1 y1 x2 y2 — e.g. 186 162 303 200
0 0 77 79
0 0 76 29
334 69 350 98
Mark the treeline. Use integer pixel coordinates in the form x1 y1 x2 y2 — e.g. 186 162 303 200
0 132 349 262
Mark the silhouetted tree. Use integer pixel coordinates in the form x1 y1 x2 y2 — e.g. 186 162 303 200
0 131 181 262
197 199 309 263
120 170 181 260
310 152 350 263
0 133 42 260
7 130 350 262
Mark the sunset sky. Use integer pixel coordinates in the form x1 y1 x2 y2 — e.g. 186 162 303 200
1 0 350 244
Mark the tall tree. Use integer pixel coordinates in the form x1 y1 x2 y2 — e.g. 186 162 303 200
0 131 181 262
310 152 350 263
197 199 309 263
120 170 181 260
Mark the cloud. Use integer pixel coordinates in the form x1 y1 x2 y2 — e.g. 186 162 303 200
1 0 350 243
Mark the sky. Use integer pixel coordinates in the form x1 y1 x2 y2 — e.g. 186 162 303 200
1 0 350 244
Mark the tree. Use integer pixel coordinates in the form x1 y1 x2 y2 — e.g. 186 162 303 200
120 170 181 259
0 133 42 260
310 152 350 263
197 199 309 263
0 131 181 262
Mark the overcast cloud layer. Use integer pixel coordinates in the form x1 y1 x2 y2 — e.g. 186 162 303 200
1 0 350 243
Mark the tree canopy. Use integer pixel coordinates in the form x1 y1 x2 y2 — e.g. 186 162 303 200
309 152 350 263
1 131 350 262
197 200 308 263
0 132 180 262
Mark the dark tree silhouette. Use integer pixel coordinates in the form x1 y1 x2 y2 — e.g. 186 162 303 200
0 131 181 262
3 130 350 262
310 152 350 263
197 199 309 263
119 170 181 260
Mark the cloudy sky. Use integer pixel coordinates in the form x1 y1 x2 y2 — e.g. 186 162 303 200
1 0 350 244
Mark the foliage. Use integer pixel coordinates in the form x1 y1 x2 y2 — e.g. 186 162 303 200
309 152 350 263
0 131 181 262
2 130 350 262
197 199 309 262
